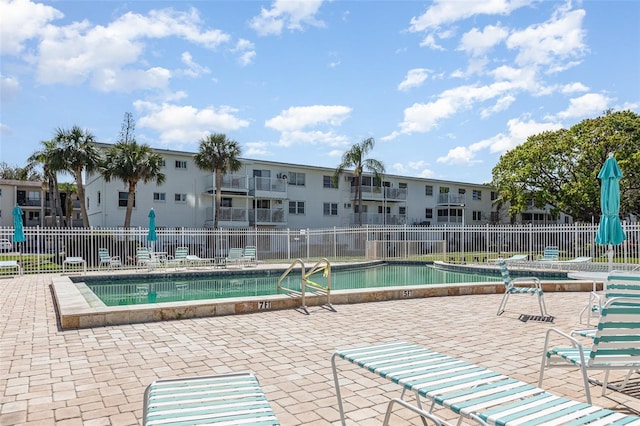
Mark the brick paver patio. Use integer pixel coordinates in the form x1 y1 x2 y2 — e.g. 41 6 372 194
1 271 639 425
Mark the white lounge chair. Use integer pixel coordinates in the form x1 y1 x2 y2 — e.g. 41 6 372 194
241 245 257 267
502 254 528 262
136 247 163 270
165 246 189 269
98 248 122 268
496 258 547 316
143 371 280 425
537 246 559 262
0 260 22 275
225 248 244 268
540 295 640 403
62 257 86 274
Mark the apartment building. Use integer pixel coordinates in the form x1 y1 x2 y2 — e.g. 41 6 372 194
0 179 83 228
83 145 505 229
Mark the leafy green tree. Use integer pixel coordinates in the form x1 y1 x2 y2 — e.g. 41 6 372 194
334 137 385 225
492 110 640 222
28 140 66 227
193 133 242 229
55 126 101 227
101 113 165 228
0 162 42 181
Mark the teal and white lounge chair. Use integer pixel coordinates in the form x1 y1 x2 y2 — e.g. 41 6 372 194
537 246 559 262
98 248 122 268
241 246 257 267
166 246 189 269
332 342 640 426
540 296 640 403
226 248 244 268
137 247 163 270
502 254 528 262
497 259 547 316
143 371 280 425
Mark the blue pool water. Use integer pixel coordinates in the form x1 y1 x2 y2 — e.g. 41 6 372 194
82 264 502 306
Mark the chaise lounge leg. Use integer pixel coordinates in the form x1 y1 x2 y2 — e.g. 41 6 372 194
497 292 510 315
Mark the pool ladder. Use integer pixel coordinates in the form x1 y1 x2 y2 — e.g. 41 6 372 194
277 258 336 314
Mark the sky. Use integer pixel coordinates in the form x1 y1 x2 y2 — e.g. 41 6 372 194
1 0 639 185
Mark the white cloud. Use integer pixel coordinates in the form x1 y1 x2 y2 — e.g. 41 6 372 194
391 161 434 178
0 123 11 136
250 0 325 36
5 3 233 93
180 52 211 78
506 7 587 70
561 82 589 93
458 24 509 56
409 0 533 32
0 74 20 102
480 95 516 118
0 0 63 55
419 34 444 50
233 39 256 66
437 117 562 165
265 105 351 132
265 105 351 148
244 141 270 156
398 68 430 91
556 93 611 119
134 101 250 144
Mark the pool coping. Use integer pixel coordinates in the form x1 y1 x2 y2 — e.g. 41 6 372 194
51 261 601 329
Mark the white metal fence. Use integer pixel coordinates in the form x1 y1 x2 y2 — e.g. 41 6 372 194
1 223 638 274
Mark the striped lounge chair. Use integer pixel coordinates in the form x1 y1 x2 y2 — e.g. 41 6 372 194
331 341 640 426
143 371 279 425
496 259 547 316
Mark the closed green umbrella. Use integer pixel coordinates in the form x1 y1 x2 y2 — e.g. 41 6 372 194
12 205 26 244
147 208 157 243
595 153 626 271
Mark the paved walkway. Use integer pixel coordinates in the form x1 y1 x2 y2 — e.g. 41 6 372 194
1 272 639 425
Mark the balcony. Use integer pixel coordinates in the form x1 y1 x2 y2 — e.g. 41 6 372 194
249 208 286 226
350 213 406 225
437 193 465 206
202 175 249 194
350 187 407 202
204 207 250 228
249 177 287 199
17 198 42 207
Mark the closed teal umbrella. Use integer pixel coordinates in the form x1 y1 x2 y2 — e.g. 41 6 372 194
595 153 626 270
12 205 26 244
147 208 157 242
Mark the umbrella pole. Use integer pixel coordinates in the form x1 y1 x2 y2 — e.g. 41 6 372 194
608 244 613 272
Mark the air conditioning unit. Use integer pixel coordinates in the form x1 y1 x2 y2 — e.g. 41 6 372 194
277 173 288 180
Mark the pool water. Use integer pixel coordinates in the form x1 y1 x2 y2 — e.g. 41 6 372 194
85 264 502 306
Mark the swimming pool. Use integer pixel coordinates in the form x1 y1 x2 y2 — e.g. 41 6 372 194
83 264 502 306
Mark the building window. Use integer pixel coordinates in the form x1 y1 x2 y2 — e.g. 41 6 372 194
288 172 305 186
0 189 2 196
159 158 166 167
175 160 187 169
472 190 482 200
458 188 466 195
289 201 305 215
425 208 433 219
399 182 407 189
118 192 134 207
153 192 166 202
399 206 406 215
323 202 338 216
221 198 232 207
440 186 449 194
323 175 337 188
491 191 498 201
28 211 40 221
472 211 482 221
378 205 390 214
425 185 433 196
97 191 101 206
175 193 187 203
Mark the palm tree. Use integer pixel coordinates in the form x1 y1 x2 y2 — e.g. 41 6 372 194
101 141 166 229
28 140 66 227
334 137 385 226
55 126 101 227
58 182 78 227
193 133 242 229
